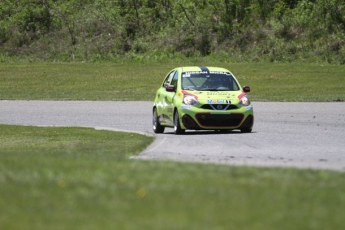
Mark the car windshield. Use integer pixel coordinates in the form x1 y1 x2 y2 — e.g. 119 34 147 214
182 71 240 91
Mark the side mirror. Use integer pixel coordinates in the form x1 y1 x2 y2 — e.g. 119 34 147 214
166 85 175 92
243 86 250 93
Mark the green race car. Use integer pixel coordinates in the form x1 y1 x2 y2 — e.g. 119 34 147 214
152 66 254 134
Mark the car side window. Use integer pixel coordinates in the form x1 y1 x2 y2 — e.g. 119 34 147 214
170 70 179 88
163 71 175 87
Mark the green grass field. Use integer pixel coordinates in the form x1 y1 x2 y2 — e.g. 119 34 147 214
1 62 345 229
1 125 344 230
1 62 344 101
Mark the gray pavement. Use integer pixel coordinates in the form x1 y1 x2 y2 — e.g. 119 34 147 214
1 101 344 171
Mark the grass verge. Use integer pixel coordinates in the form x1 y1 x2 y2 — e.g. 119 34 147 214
1 125 344 230
1 61 344 102
1 61 345 229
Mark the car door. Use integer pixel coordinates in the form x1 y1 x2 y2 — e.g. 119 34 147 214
164 70 179 124
157 70 176 126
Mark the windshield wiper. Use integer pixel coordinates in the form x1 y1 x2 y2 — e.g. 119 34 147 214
199 88 218 91
185 87 232 91
183 87 196 91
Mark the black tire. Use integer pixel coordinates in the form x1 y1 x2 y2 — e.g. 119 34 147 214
240 128 252 133
216 129 229 133
153 108 165 133
174 110 185 135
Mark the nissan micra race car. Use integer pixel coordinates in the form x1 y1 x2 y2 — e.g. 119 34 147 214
152 66 254 134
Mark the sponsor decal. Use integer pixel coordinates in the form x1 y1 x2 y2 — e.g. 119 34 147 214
206 92 231 96
209 71 228 74
182 71 208 77
207 100 231 104
181 105 192 109
182 71 231 77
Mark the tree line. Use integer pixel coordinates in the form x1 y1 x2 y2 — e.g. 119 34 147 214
0 0 344 63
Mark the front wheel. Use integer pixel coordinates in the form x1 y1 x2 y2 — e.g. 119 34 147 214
240 128 252 133
174 110 185 135
153 108 165 133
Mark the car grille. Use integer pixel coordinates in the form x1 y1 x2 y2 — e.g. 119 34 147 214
200 104 238 110
195 113 244 127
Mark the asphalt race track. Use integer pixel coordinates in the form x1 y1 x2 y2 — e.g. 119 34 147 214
1 101 344 171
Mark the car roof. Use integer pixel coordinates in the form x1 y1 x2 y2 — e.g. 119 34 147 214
178 66 230 72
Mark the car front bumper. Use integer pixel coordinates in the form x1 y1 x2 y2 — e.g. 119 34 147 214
179 105 254 130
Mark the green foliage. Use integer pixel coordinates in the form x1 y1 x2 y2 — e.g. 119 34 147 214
0 0 344 63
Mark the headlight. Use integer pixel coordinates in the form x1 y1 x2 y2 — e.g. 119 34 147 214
183 95 199 105
239 95 250 106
